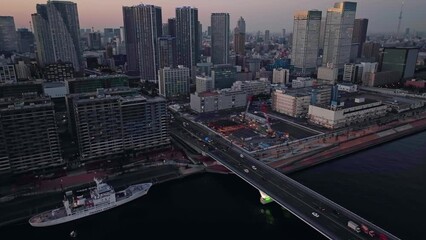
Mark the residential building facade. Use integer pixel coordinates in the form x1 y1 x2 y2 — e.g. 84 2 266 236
0 96 63 174
123 4 162 79
158 66 190 98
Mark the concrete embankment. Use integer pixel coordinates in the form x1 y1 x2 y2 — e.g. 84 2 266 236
0 164 204 227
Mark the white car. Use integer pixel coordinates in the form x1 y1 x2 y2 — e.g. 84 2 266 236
251 165 257 170
244 169 249 173
312 212 319 218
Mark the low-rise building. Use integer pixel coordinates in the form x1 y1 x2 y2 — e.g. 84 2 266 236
190 89 247 113
310 85 332 106
196 76 214 93
272 89 310 117
44 62 74 82
292 77 314 89
317 66 338 84
0 64 17 83
211 64 237 90
337 83 358 92
363 70 400 87
384 97 424 113
66 75 129 94
272 68 290 84
272 85 332 118
231 79 270 96
0 81 44 98
343 63 362 83
308 97 388 129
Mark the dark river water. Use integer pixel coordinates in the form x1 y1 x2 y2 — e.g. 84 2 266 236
2 131 425 240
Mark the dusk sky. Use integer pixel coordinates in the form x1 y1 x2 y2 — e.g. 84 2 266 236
1 0 426 34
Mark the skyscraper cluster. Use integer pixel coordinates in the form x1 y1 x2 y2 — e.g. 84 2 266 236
291 1 367 80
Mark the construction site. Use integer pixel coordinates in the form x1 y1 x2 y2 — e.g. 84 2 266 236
195 98 322 160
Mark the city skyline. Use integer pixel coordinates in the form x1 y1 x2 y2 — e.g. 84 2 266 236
1 0 426 34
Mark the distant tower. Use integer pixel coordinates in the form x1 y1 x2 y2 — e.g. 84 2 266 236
211 13 230 65
292 10 322 74
322 1 357 71
396 1 404 38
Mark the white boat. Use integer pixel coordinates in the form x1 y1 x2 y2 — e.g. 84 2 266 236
29 178 152 227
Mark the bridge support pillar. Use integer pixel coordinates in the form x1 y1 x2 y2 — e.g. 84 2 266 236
259 190 274 204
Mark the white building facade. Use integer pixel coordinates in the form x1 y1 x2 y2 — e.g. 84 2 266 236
158 66 190 98
308 98 388 129
231 80 270 96
272 89 311 118
272 68 290 84
196 76 213 93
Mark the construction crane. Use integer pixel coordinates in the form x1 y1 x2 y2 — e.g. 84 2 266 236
260 102 274 136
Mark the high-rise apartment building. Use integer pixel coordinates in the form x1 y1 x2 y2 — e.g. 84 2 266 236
322 1 357 71
176 7 199 70
352 18 368 58
0 95 62 174
123 4 162 80
16 28 35 53
70 89 169 161
0 16 18 52
88 32 102 50
292 10 322 74
238 17 246 34
168 18 176 38
158 66 190 98
158 36 177 69
234 17 246 56
362 42 381 61
32 1 82 71
211 13 230 64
